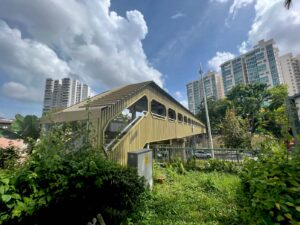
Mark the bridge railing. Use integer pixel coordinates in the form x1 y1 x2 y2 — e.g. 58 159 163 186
153 145 259 163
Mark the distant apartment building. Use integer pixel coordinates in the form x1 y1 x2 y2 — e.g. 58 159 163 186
43 77 91 113
186 71 224 114
221 39 283 95
279 53 300 96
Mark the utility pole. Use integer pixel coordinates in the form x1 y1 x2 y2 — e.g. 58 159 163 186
199 64 214 158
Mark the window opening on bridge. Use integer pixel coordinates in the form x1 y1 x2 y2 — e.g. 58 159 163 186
168 108 176 121
184 116 187 123
151 100 166 118
104 96 148 150
178 113 183 122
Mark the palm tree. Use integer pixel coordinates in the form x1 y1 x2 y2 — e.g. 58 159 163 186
285 0 292 9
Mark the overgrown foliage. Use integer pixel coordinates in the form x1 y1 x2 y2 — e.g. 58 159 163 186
0 124 145 225
0 147 19 169
186 158 241 174
126 163 241 225
238 141 300 224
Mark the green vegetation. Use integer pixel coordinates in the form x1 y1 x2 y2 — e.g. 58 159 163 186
238 141 300 224
220 109 251 148
0 124 145 225
0 146 19 169
126 163 241 225
0 129 19 139
10 114 40 143
127 140 300 225
198 84 293 148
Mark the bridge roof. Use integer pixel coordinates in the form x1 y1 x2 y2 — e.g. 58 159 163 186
58 80 203 124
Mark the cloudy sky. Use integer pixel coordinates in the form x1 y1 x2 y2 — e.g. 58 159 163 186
0 0 300 118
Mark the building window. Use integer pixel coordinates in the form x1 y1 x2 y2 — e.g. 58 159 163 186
184 116 187 123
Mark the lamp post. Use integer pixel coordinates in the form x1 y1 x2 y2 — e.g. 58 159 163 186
199 65 214 158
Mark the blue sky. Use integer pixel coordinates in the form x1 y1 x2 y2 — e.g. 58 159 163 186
111 0 254 95
0 0 300 118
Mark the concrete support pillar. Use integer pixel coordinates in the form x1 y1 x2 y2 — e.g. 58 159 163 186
182 138 187 163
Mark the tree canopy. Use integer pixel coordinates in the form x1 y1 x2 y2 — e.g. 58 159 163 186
10 114 40 141
197 84 292 142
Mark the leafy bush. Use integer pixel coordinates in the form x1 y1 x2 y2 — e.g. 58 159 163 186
0 147 19 169
238 141 300 224
186 158 241 174
0 125 145 225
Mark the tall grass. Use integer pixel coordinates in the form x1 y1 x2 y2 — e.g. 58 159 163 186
126 164 241 225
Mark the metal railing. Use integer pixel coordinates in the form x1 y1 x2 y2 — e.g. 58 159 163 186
153 145 259 163
104 112 147 151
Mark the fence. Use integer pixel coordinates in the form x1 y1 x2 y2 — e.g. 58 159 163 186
152 145 259 163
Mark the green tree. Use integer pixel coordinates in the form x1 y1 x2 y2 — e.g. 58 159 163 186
10 114 40 141
197 98 230 134
220 109 251 148
261 85 291 139
227 83 270 134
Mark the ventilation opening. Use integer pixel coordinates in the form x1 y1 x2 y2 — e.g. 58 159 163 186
151 100 166 118
178 113 183 122
168 108 176 121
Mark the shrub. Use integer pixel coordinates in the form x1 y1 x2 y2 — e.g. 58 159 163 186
0 125 145 225
186 158 241 174
238 141 300 224
0 147 19 169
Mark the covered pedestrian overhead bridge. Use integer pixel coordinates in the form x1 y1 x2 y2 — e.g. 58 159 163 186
41 81 206 165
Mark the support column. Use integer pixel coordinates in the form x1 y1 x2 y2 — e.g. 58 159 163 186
182 138 187 163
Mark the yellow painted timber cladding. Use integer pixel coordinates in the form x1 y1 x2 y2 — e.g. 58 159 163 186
41 81 205 165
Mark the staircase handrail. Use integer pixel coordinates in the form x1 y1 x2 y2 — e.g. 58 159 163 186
104 111 147 151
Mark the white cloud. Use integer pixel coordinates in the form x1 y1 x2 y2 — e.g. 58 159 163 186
229 0 255 18
210 0 229 3
0 0 163 102
180 100 188 109
171 12 185 19
2 82 41 102
0 21 70 102
211 0 255 21
208 52 235 72
175 91 183 99
246 0 300 55
238 41 250 54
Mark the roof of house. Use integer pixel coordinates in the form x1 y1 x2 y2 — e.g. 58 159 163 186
0 137 26 149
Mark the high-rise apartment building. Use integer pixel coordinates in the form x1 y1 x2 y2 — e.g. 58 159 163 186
186 71 224 114
42 77 91 113
279 53 300 96
43 78 54 113
221 39 282 95
187 80 201 115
